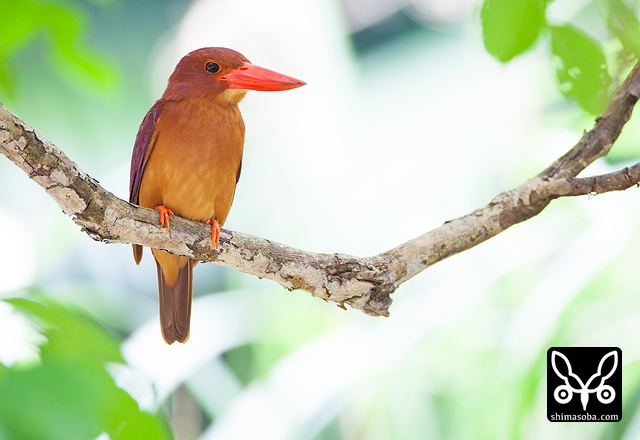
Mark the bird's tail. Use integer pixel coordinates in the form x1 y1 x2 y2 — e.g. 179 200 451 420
133 244 143 264
155 258 194 344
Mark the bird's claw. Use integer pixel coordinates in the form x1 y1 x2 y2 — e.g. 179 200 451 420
154 205 174 232
206 218 220 249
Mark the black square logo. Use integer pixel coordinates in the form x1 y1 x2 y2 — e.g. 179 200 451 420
547 347 622 422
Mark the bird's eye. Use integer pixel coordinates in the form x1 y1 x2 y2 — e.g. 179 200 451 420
205 62 220 73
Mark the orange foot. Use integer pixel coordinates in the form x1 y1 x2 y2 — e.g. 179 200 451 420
154 205 174 232
205 218 220 249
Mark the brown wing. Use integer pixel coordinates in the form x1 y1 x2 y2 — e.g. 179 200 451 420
130 101 163 264
130 101 163 204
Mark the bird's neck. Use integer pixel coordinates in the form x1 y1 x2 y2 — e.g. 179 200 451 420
159 97 245 138
162 84 247 105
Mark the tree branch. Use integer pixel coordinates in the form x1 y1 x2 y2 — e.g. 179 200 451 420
2 62 640 316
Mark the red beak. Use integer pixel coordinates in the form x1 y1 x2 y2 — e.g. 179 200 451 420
220 62 305 91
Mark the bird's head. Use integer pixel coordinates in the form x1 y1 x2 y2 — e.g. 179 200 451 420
163 47 305 103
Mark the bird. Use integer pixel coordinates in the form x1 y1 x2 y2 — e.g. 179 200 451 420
129 47 305 344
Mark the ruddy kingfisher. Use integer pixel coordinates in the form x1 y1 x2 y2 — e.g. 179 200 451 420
130 47 305 344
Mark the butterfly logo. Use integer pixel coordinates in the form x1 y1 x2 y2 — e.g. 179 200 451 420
551 350 617 411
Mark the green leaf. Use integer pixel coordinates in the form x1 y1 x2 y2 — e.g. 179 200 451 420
6 297 124 368
481 0 547 62
0 298 172 440
600 0 640 57
0 357 171 440
549 24 612 114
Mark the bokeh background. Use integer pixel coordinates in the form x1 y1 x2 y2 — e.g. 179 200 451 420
1 0 640 439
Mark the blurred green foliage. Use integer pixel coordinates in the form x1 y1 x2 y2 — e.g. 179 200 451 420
601 0 640 57
0 0 119 101
0 298 171 440
482 0 639 114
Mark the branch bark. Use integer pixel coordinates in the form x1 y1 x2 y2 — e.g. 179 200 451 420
2 62 640 317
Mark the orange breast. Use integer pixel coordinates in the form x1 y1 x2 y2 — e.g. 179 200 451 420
139 99 245 226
